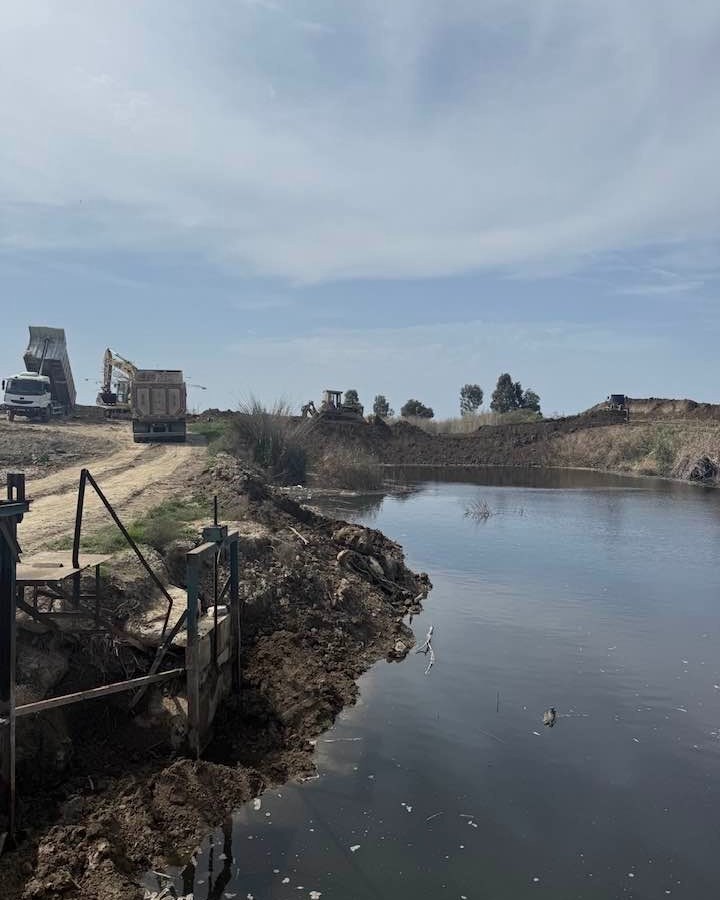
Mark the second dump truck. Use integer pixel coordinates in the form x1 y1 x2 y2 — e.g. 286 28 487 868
131 369 187 443
97 350 187 442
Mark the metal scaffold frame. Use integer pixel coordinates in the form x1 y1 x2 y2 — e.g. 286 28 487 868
0 469 241 849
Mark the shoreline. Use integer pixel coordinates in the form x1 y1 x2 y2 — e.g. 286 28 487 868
2 457 430 900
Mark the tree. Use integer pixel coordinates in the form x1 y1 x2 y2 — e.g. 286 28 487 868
490 373 541 414
490 373 517 413
460 384 484 415
344 389 360 406
522 389 541 412
373 394 393 417
401 399 434 419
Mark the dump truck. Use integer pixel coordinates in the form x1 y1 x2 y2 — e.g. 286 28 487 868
131 369 187 443
2 327 76 421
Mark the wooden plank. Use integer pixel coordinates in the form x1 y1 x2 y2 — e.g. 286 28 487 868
15 667 185 717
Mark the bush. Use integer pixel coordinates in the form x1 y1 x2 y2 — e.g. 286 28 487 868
314 446 383 491
229 399 309 484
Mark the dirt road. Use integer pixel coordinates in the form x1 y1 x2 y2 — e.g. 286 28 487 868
16 426 207 553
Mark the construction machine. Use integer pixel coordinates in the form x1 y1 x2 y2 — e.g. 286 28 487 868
2 327 76 421
97 348 136 412
97 348 187 442
300 389 365 422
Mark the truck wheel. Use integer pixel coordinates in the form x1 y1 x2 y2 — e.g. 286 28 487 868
7 410 15 422
43 408 52 423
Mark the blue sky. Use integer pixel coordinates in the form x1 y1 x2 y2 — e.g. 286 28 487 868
2 0 719 416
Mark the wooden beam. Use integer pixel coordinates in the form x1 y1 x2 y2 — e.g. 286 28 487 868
15 668 185 717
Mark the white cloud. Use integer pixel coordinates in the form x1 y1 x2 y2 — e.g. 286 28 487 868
1 1 720 283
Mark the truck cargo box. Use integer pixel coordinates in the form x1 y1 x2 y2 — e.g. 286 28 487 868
23 326 76 412
131 369 187 442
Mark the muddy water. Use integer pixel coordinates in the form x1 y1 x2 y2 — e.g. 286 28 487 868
148 468 720 899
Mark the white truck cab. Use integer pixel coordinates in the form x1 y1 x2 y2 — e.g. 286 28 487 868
2 372 54 421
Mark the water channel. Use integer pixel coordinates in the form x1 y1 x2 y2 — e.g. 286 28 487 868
148 467 720 899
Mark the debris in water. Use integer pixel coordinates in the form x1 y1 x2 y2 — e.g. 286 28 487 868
415 625 435 674
532 876 540 883
310 893 322 899
282 877 290 884
350 845 361 853
542 708 557 727
401 802 413 813
252 798 262 811
633 738 640 743
425 812 443 822
533 731 542 736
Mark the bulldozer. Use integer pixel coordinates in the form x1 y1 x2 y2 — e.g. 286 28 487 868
301 389 365 422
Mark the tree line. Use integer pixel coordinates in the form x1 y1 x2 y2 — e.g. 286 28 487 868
364 373 541 421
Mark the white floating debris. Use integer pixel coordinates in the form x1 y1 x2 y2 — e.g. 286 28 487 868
401 803 413 813
247 894 254 899
628 873 635 878
224 894 237 899
273 869 279 874
310 893 322 899
266 812 272 817
533 731 542 736
633 738 640 743
282 877 290 884
350 845 361 853
252 799 262 811
532 876 540 883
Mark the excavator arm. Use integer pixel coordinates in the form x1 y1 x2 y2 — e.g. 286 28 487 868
98 348 138 406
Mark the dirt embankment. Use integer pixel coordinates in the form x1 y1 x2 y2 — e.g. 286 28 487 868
303 410 720 484
2 455 429 900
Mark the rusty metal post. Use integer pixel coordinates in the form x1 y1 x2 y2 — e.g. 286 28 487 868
0 474 30 847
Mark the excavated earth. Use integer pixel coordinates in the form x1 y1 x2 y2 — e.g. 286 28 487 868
1 455 430 900
0 419 119 487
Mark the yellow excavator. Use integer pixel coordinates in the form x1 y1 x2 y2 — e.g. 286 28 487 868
96 348 137 414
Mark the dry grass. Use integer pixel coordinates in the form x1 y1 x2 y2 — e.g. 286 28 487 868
553 423 720 477
399 410 542 434
465 497 493 521
313 445 383 491
228 399 311 485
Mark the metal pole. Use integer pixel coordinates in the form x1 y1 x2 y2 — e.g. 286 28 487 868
0 523 17 841
83 470 176 636
229 535 241 694
0 475 29 845
71 469 87 570
186 555 201 759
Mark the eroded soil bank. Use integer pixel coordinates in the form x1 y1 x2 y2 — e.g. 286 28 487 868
1 455 429 900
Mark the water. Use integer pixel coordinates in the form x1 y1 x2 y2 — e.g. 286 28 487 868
148 468 720 899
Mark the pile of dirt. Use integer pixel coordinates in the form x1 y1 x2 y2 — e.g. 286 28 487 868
2 455 430 900
0 419 117 486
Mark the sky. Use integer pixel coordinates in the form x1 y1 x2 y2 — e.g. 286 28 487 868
1 0 719 417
